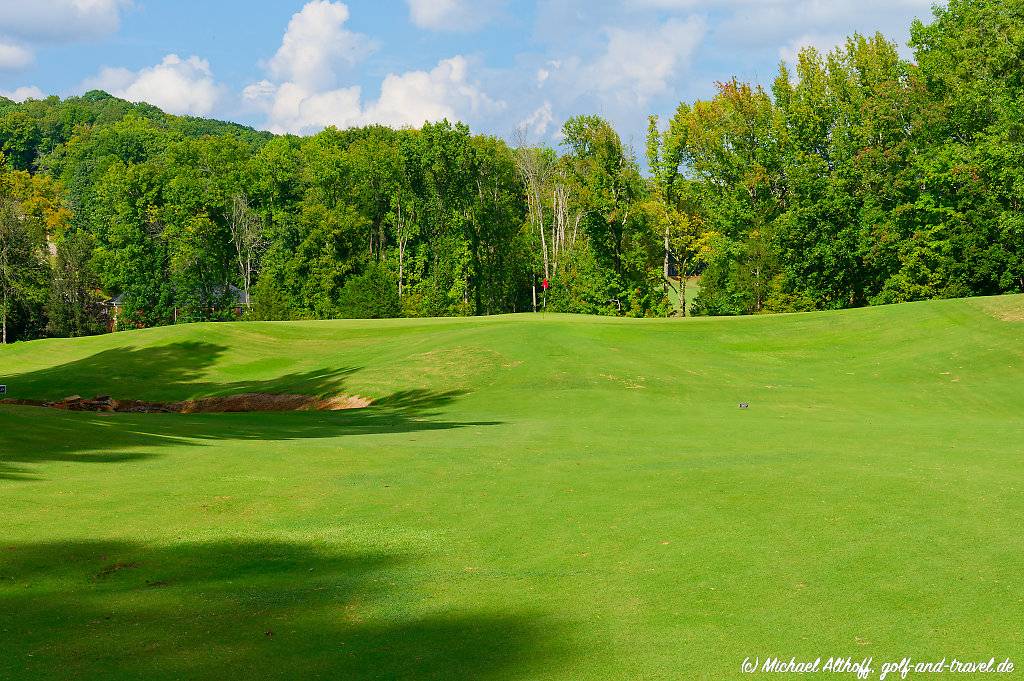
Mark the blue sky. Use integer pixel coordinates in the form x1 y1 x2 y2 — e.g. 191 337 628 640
0 0 939 149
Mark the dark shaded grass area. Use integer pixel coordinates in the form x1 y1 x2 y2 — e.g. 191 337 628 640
0 341 499 481
2 341 353 401
0 540 564 681
0 393 497 481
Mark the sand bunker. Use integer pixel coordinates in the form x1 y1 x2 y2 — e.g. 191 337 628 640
2 393 372 414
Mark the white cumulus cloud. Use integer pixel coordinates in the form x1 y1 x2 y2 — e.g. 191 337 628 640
519 101 555 137
0 40 33 71
0 1 131 79
0 85 45 102
246 2 503 134
244 80 363 132
588 17 706 105
406 0 506 31
501 9 709 143
247 55 503 135
625 0 928 8
717 0 934 51
367 56 503 126
81 54 222 116
267 0 374 89
0 0 131 42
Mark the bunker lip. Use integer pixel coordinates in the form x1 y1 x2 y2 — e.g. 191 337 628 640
0 393 373 414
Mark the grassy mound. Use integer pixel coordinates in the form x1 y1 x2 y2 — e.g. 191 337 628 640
2 296 1022 679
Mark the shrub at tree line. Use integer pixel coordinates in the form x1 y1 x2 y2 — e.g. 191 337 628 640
0 0 1020 342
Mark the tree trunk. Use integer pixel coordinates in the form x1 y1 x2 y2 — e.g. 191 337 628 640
398 240 405 298
663 225 670 280
538 191 550 281
679 271 687 318
396 200 404 298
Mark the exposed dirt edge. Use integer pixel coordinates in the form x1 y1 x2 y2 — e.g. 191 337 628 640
1 393 373 414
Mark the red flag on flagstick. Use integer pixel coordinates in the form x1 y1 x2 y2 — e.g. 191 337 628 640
542 278 549 291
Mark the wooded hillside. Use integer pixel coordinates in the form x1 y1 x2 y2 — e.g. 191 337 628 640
0 0 1020 341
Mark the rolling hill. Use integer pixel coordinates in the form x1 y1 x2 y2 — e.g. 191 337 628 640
1 295 1022 679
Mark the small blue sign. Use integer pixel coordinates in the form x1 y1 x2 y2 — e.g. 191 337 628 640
0 385 6 395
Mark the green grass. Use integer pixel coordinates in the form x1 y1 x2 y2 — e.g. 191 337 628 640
2 296 1023 680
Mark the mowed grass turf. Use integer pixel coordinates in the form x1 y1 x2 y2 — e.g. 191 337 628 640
1 296 1023 680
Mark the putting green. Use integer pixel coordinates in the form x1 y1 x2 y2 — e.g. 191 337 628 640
2 296 1022 679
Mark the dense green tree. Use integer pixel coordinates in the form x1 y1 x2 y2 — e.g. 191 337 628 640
89 161 173 328
646 113 702 314
47 230 104 337
338 263 402 319
908 0 1024 296
0 110 41 170
0 181 49 343
468 135 530 314
559 115 665 315
248 274 293 321
667 81 788 314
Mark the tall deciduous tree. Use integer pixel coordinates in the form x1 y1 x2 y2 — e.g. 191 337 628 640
48 230 103 337
228 193 265 303
0 193 47 343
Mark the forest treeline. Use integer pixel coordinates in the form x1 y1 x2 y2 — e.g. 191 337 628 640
0 0 1021 341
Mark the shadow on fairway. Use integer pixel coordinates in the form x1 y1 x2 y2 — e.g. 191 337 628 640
2 341 360 401
0 391 498 481
0 342 500 480
0 539 563 680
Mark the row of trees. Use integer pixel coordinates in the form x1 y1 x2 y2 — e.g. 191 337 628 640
0 93 668 341
647 0 1024 314
0 0 1020 342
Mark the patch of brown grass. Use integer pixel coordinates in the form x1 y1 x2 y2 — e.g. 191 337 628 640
174 393 372 413
972 295 1024 321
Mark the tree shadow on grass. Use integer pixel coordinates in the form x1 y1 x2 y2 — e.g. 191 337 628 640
1 341 500 481
0 539 565 680
2 341 360 402
0 389 498 481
